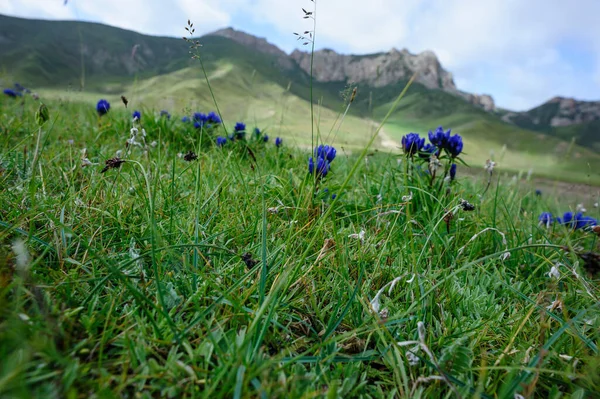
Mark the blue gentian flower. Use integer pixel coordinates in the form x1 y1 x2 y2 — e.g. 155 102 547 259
3 89 19 98
14 83 25 92
428 126 451 148
193 113 208 123
308 156 330 178
193 121 204 129
450 163 457 181
401 133 425 156
446 134 463 158
254 127 261 137
235 122 246 132
263 135 269 142
160 110 171 119
314 145 336 162
182 116 190 123
419 143 438 159
132 110 141 121
207 112 221 124
573 213 598 230
275 137 283 147
535 189 542 196
216 136 227 147
538 212 553 227
331 194 337 200
562 212 574 227
96 99 110 116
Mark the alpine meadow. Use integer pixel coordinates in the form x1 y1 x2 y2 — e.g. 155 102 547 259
1 3 600 399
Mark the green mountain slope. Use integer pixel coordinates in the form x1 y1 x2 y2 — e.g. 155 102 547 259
1 13 599 183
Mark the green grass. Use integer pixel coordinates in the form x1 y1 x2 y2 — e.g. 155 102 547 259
3 12 600 186
1 86 600 399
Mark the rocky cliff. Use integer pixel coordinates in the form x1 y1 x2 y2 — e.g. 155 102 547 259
209 28 496 111
502 97 600 128
289 48 495 111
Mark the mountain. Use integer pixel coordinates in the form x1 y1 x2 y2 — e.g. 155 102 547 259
290 48 496 111
502 97 600 151
1 13 599 183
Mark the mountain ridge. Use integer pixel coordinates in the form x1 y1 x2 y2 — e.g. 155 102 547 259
0 13 598 151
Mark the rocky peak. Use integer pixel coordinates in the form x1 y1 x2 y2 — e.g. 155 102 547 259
290 47 495 111
208 27 495 111
502 96 600 128
208 27 294 69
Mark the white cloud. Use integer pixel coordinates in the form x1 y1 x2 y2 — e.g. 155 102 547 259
2 0 75 19
1 0 600 110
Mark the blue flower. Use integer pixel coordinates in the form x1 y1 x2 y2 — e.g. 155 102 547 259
314 145 336 162
562 212 574 226
96 99 110 116
193 112 208 123
207 112 221 124
193 121 203 129
182 116 190 123
3 88 19 98
254 127 261 137
331 194 337 200
446 134 463 158
428 126 451 148
573 213 598 230
539 212 553 227
14 83 25 92
132 110 141 121
160 110 171 119
308 156 330 178
419 143 438 159
535 189 542 196
450 163 457 181
216 136 227 147
263 135 269 142
401 133 425 156
235 122 246 132
275 137 283 147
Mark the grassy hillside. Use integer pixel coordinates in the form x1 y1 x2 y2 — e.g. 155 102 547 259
2 14 599 184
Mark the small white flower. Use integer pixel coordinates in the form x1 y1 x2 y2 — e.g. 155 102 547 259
127 138 142 147
348 230 366 242
402 192 413 202
485 159 496 174
547 265 560 280
267 207 279 214
406 349 420 366
116 150 123 158
379 308 389 320
67 139 74 145
81 158 94 167
514 394 525 399
177 152 183 158
500 252 511 261
12 239 30 272
150 141 158 147
141 128 147 138
130 127 139 136
546 298 563 311
594 202 599 208
576 204 587 213
428 155 442 174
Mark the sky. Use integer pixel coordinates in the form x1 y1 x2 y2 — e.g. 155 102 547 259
1 0 600 111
